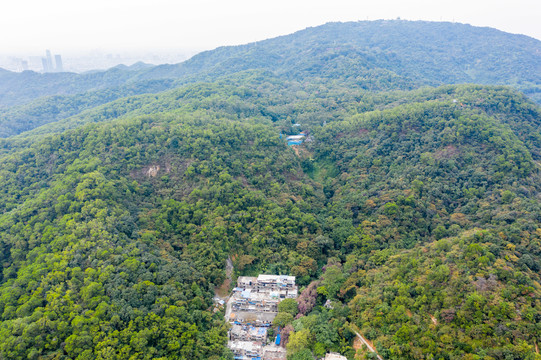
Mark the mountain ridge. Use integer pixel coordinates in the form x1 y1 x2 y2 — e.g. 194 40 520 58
0 20 539 108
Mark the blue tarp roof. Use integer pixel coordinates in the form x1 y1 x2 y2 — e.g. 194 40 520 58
276 334 281 345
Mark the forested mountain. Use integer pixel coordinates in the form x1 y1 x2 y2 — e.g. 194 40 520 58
1 71 396 141
310 87 541 356
142 20 540 88
0 67 141 108
0 79 178 138
0 20 540 360
1 20 540 138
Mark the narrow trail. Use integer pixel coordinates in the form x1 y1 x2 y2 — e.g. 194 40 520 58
226 257 233 281
351 324 383 360
215 256 234 299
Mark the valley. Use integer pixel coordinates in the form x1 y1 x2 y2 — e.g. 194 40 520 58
0 20 539 360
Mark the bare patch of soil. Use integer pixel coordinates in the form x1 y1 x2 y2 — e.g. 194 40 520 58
434 145 460 159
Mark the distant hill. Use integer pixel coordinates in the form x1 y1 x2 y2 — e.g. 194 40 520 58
110 61 154 72
0 68 138 108
0 79 177 137
0 20 539 112
139 20 541 87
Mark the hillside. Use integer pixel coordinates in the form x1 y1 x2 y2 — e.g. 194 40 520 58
0 20 540 138
0 82 539 359
142 20 540 87
0 67 141 108
0 79 178 138
0 112 326 359
308 93 541 358
0 20 541 360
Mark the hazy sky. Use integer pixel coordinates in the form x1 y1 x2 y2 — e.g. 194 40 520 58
1 0 539 54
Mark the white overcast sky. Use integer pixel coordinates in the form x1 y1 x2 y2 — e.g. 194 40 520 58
0 0 539 54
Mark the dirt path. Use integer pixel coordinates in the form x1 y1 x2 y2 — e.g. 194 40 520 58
226 257 233 279
224 293 234 322
215 256 234 299
350 324 383 360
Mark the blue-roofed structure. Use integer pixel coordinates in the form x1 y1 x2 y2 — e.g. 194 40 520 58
275 334 281 345
284 133 305 146
286 135 305 141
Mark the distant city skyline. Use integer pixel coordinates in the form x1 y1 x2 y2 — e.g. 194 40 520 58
41 50 64 73
0 0 539 56
0 49 198 73
9 50 63 73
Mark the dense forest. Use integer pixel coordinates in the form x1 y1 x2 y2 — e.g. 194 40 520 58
0 21 540 360
1 20 540 138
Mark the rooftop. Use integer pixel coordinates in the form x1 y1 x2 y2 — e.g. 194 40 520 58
325 353 348 360
229 340 262 353
234 290 281 301
286 135 305 141
231 324 267 337
257 274 295 282
229 311 277 324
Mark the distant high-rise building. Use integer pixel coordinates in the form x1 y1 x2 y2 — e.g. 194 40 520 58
41 57 49 73
45 50 54 73
55 54 63 72
21 60 29 71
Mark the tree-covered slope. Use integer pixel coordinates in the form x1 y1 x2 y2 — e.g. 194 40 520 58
1 20 539 139
0 67 148 108
301 90 541 359
142 20 540 88
0 82 540 360
0 110 334 359
0 79 178 138
0 70 371 142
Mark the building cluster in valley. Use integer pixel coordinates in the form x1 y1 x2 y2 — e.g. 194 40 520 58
225 274 349 360
226 274 297 360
